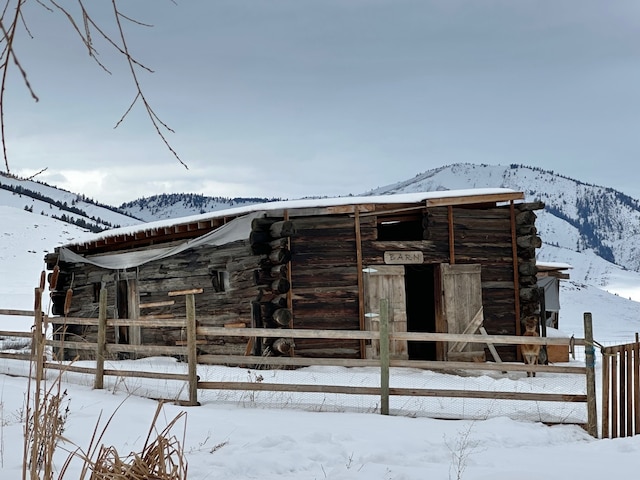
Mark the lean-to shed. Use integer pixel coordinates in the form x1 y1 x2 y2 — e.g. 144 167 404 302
45 189 544 363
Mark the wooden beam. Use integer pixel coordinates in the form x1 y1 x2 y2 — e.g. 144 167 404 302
196 381 586 403
357 205 426 217
45 362 190 381
426 192 524 207
95 287 107 389
223 322 246 328
584 313 598 437
0 330 32 338
354 208 366 359
284 209 294 315
196 325 580 345
481 326 503 363
448 307 484 353
510 201 522 341
0 308 38 317
197 353 586 374
186 293 199 406
139 300 176 309
448 205 455 264
168 288 204 296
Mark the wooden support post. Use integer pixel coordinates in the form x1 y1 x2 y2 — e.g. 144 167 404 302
30 287 45 480
128 279 141 359
33 288 45 384
612 351 618 438
355 208 366 359
626 344 633 436
620 345 627 437
95 287 108 390
635 333 640 435
510 201 522 339
186 293 199 406
584 312 598 437
447 205 455 264
602 345 610 438
250 301 262 356
379 298 390 416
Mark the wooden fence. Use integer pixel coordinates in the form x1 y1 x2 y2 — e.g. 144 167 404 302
2 292 598 435
601 334 640 438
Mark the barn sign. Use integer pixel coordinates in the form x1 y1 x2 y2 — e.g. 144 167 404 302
384 251 424 264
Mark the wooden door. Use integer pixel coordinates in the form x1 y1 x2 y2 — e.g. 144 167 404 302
440 263 484 361
363 265 408 360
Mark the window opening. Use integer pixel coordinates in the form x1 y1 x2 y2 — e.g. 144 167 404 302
210 269 230 292
376 214 424 241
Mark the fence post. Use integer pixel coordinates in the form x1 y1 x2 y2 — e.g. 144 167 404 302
30 287 45 480
635 333 640 436
601 343 610 438
584 312 598 437
379 298 390 415
186 293 199 406
33 287 45 386
95 287 107 390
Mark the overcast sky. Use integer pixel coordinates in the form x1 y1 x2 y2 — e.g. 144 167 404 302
5 0 640 205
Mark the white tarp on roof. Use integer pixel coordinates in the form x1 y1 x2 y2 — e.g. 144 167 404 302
63 188 520 249
58 211 262 270
57 188 522 269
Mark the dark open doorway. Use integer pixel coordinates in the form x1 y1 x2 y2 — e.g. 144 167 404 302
116 279 130 346
405 265 437 360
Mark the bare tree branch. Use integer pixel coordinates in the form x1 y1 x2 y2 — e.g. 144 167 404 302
25 165 47 180
1 2 40 172
0 0 185 174
109 0 186 169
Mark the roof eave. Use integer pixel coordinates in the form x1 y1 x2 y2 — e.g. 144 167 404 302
425 191 525 207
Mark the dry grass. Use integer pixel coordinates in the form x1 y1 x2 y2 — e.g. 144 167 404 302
23 280 188 479
24 379 70 479
24 357 187 479
74 402 187 480
24 382 188 480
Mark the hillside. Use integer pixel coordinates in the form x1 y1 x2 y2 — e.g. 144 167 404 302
119 193 281 222
0 205 91 310
366 164 640 273
0 172 142 232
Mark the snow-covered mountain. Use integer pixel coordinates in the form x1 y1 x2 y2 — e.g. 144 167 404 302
0 172 142 232
119 193 281 222
366 163 640 274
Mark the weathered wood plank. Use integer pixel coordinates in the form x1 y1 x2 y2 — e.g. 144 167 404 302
168 288 204 296
0 308 38 317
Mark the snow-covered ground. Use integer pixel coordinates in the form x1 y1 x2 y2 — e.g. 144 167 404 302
2 370 637 480
1 205 640 478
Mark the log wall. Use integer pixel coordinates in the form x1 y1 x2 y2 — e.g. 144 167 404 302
288 216 366 358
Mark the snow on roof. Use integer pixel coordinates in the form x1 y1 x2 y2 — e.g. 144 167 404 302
64 188 521 248
537 261 573 270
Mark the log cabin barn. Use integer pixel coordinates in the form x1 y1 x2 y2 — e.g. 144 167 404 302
45 189 545 363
